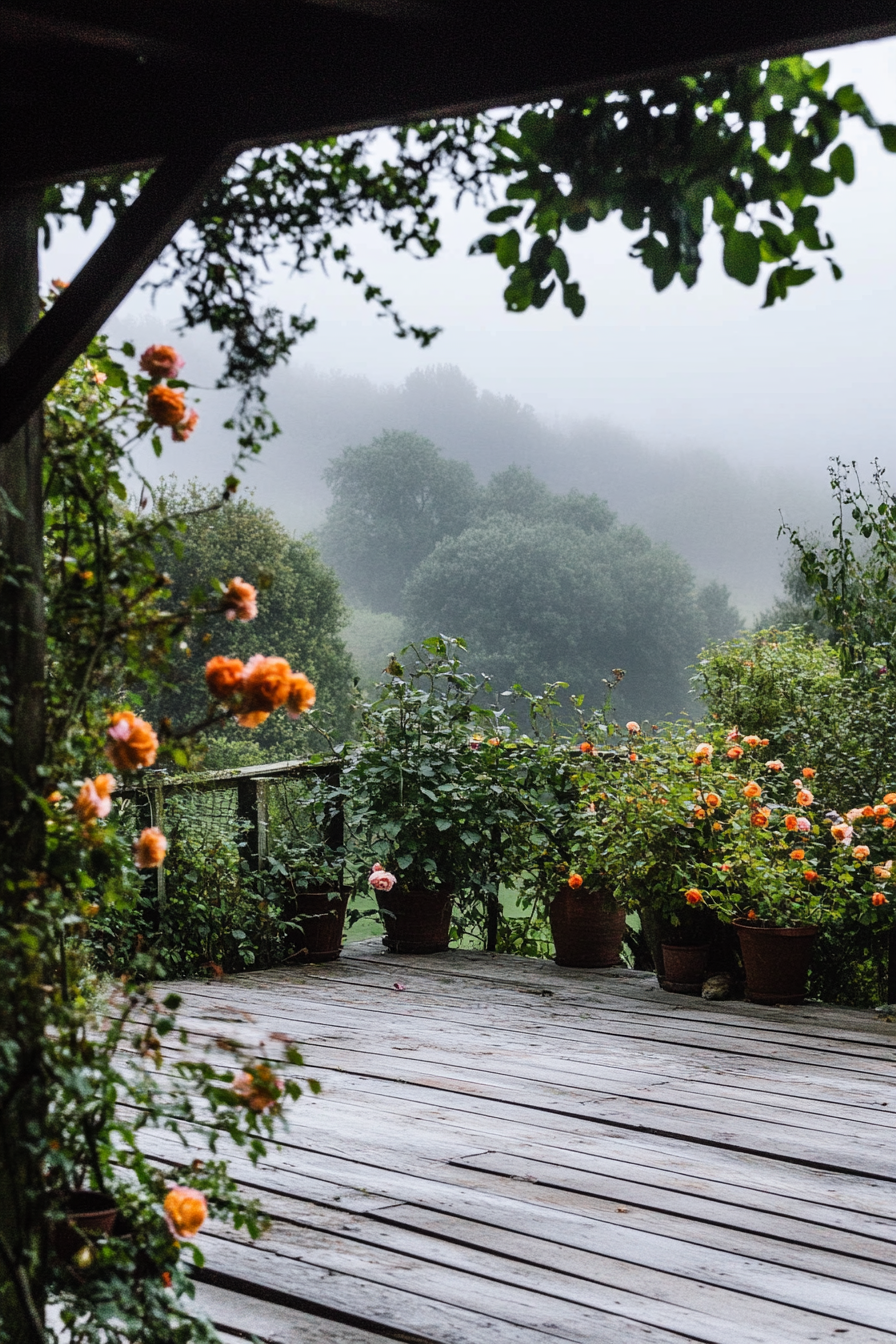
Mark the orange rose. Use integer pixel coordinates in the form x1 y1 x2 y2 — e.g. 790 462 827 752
146 384 186 427
239 655 291 712
873 863 892 880
106 711 158 771
232 1063 284 1113
852 845 870 860
684 888 703 905
134 827 167 869
712 821 723 832
568 873 584 889
874 804 890 817
883 793 896 806
803 869 819 882
139 344 184 379
719 863 731 871
796 789 814 807
789 848 805 861
831 823 852 843
694 807 706 820
235 710 271 729
742 781 762 799
746 909 757 920
222 577 257 622
163 1186 207 1238
579 741 594 753
862 806 875 818
750 810 769 828
801 767 816 779
74 773 117 822
629 753 637 762
705 792 721 808
488 737 501 747
743 735 761 747
784 814 798 831
171 408 199 441
872 892 889 907
205 654 245 701
760 739 770 746
883 817 895 830
285 671 316 719
727 746 744 759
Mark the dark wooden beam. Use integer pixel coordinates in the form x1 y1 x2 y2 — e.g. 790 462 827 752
3 0 896 187
0 141 236 445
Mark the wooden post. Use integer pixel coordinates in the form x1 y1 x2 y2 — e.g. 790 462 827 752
135 777 167 924
237 776 269 873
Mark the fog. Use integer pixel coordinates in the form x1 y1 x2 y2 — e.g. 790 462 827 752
43 35 896 626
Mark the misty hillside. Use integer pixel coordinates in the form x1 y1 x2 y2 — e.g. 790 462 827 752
117 311 838 619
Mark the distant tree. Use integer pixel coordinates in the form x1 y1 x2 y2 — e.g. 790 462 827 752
402 513 708 721
756 540 831 638
150 483 356 765
697 581 743 642
319 430 480 614
482 465 616 535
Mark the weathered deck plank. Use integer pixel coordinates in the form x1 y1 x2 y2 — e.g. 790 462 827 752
166 939 895 1344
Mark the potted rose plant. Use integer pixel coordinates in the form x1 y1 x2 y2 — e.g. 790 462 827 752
688 753 880 1004
595 724 737 990
348 637 520 953
510 684 627 969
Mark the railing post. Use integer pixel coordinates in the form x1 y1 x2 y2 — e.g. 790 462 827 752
135 773 167 926
237 776 268 873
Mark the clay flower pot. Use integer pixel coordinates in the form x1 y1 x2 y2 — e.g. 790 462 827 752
51 1190 119 1261
284 891 348 962
734 920 817 1005
377 888 453 953
550 888 626 968
661 942 711 994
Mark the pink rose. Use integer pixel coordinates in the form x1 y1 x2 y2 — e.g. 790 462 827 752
796 817 811 833
368 863 397 892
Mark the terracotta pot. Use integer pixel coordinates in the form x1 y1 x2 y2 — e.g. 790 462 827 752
377 888 452 953
284 890 347 962
661 942 710 994
550 889 626 968
51 1190 119 1261
735 920 818 1005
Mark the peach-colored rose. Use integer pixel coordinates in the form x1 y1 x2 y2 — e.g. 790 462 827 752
726 727 740 741
205 654 245 701
883 818 896 830
692 743 713 761
789 848 805 861
845 808 865 823
853 846 870 860
801 767 816 779
163 1186 206 1238
874 804 891 817
684 889 703 905
796 789 814 807
743 735 761 747
742 781 762 800
146 384 185 427
285 671 316 719
874 862 893 880
727 746 744 760
831 823 853 845
884 793 896 806
871 892 889 907
106 711 158 771
74 773 117 822
140 344 184 379
766 760 784 772
171 408 199 442
567 873 583 889
134 827 167 869
222 577 258 623
232 1063 284 1113
368 863 397 892
625 721 640 734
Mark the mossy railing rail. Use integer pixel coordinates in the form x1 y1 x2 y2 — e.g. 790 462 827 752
116 758 343 921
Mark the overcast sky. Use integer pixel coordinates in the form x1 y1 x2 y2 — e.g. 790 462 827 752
45 36 895 476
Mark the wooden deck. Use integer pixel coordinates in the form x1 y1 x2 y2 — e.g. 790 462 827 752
163 940 896 1344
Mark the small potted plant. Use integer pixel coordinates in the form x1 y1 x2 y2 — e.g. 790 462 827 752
262 766 347 962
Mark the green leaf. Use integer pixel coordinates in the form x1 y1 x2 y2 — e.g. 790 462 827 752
121 341 135 357
829 143 855 184
722 230 760 286
486 205 523 223
495 230 520 270
880 124 896 153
